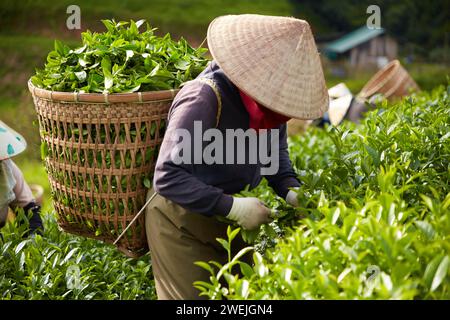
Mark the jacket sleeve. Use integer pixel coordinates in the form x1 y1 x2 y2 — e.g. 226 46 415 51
9 160 34 208
152 81 233 216
265 124 301 199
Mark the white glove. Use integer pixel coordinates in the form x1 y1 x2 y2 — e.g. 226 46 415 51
286 189 299 207
226 197 272 230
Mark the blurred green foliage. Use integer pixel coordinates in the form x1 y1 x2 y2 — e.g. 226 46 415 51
0 0 293 37
290 0 449 60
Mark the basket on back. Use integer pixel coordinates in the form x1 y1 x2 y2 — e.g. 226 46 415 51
29 81 178 257
358 59 419 101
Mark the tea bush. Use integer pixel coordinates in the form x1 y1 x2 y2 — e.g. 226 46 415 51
0 212 155 299
196 85 450 299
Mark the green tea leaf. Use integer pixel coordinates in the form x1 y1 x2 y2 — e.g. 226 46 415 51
431 255 449 291
101 57 113 90
414 220 435 239
143 177 151 189
74 71 87 82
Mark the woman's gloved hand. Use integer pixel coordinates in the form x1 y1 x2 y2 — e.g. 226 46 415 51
226 197 272 230
23 201 44 236
286 189 299 207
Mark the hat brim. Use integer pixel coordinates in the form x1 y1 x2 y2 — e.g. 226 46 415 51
328 94 353 126
328 83 352 99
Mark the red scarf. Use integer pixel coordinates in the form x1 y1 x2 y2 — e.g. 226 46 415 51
239 90 290 131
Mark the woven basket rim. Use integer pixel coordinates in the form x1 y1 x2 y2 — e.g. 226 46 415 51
28 79 180 103
358 60 402 98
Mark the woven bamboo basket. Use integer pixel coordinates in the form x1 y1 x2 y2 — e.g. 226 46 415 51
358 60 420 101
28 80 178 257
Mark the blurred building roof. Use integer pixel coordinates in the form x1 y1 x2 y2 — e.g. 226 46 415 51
325 26 385 54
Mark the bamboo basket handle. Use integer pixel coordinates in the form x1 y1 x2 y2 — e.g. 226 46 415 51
113 191 158 245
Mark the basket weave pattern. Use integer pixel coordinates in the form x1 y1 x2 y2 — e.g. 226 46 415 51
29 82 175 257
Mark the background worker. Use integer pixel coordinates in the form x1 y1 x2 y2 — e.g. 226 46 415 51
0 120 44 235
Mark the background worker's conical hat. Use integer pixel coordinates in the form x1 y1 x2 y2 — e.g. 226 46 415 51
0 120 27 160
328 83 352 99
207 14 329 120
328 94 353 126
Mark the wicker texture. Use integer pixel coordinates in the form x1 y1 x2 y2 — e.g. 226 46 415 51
207 14 329 120
358 60 420 101
29 81 177 257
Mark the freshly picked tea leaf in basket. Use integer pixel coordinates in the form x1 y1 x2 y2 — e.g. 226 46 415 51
31 19 208 93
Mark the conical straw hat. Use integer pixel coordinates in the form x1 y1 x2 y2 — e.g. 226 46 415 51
207 14 329 120
0 120 27 160
328 94 353 126
328 83 352 99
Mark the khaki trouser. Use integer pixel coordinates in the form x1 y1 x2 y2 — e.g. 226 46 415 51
145 190 249 300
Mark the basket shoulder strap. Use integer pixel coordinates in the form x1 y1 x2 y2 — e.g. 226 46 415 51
193 77 223 128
